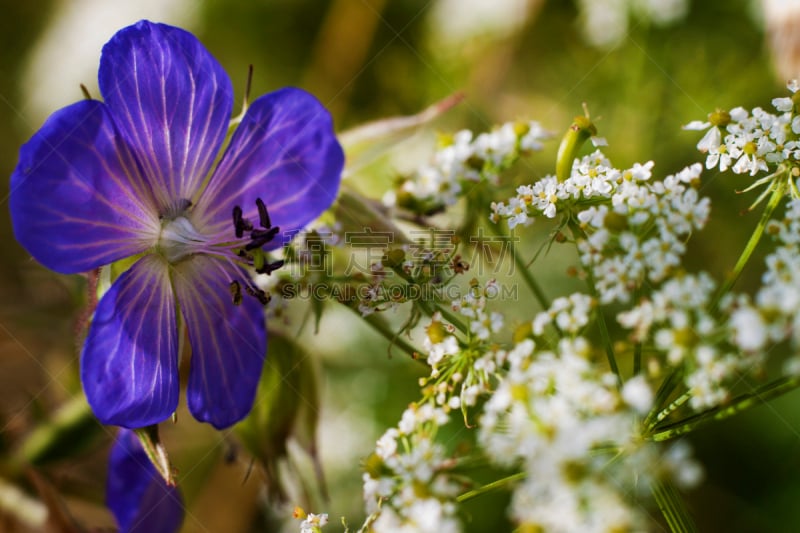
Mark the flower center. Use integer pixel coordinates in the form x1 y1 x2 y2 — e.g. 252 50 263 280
158 215 206 263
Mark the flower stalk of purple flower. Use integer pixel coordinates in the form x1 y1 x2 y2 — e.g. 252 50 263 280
10 20 344 429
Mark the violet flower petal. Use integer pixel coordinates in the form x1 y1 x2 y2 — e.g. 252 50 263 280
173 255 266 429
82 255 179 428
10 100 159 274
194 87 344 248
99 20 233 212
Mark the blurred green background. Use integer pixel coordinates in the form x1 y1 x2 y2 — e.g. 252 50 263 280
1 0 799 531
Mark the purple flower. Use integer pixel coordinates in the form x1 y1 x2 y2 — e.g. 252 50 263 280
107 429 184 533
10 21 343 429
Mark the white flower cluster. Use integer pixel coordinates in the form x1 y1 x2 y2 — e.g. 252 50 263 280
451 279 504 341
478 334 701 531
532 292 594 336
576 161 709 304
617 273 752 409
685 81 800 177
491 150 623 227
384 121 550 214
420 282 505 412
362 403 461 533
297 511 328 533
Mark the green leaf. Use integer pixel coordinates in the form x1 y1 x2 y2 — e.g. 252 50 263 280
338 93 464 175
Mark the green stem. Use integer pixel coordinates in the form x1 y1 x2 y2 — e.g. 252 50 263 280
569 221 620 384
710 180 786 313
643 369 683 429
595 305 621 386
341 301 426 365
364 313 426 363
646 391 692 432
456 471 527 503
649 375 800 441
633 342 642 375
487 224 549 310
652 479 698 533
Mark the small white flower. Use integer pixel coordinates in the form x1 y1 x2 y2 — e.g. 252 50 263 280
729 306 767 352
621 375 654 414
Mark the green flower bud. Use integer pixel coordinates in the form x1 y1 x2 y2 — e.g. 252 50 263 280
556 113 598 182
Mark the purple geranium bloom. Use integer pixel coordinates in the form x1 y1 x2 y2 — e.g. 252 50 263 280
10 20 343 429
107 429 184 533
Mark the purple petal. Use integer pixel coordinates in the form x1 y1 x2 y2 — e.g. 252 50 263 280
10 99 160 274
172 255 266 429
99 20 233 211
107 429 184 533
81 255 179 428
193 87 344 248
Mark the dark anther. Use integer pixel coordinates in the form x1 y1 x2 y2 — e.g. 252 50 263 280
245 226 281 251
256 197 271 229
232 205 255 238
255 259 285 275
229 280 243 306
245 285 270 305
232 206 244 238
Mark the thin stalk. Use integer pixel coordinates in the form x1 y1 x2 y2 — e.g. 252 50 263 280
650 375 800 441
567 220 620 384
363 313 425 363
341 301 426 365
646 391 692 432
643 369 683 429
595 305 621 386
488 223 549 310
710 180 785 313
652 479 698 533
456 471 527 503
